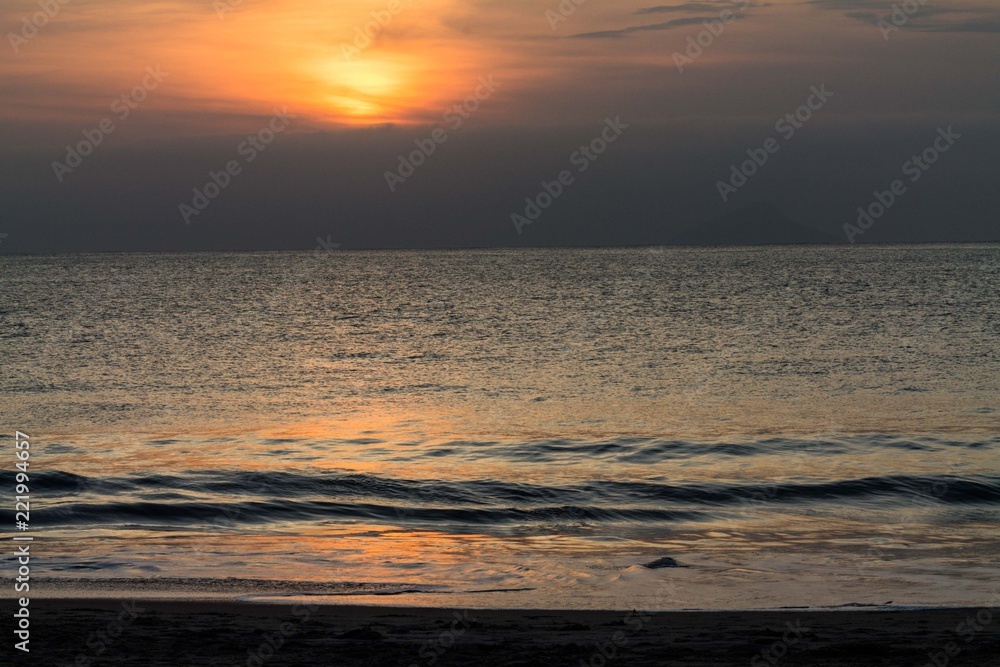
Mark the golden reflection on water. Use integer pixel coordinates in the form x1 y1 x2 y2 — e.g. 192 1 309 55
41 411 1000 486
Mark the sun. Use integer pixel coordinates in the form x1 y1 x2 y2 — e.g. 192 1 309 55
312 57 411 123
334 60 402 96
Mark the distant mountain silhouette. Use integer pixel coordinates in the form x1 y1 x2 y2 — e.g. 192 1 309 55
671 203 842 246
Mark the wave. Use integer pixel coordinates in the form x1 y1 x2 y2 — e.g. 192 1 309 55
24 468 1000 529
452 434 1000 463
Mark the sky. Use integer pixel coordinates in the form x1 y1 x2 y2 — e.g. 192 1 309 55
0 0 997 252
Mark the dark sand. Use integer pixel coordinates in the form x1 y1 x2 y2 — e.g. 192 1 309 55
5 599 1000 666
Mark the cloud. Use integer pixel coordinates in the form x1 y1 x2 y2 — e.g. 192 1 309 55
570 16 736 39
635 2 744 14
808 0 887 8
570 1 755 39
811 0 1000 34
905 17 1000 32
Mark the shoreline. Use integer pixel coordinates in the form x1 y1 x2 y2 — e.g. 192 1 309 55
6 598 1000 665
7 590 987 613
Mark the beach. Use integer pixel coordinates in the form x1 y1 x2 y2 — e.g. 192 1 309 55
7 599 1000 666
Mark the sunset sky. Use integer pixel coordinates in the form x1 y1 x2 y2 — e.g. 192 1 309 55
1 0 998 251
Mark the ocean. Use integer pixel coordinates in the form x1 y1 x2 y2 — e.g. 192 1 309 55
2 245 999 610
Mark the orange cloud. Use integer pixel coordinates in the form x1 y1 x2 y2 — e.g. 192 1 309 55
0 0 511 131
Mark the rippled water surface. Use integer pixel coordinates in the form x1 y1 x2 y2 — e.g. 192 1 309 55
2 246 999 608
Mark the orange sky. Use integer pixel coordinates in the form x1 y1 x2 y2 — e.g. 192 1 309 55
2 0 529 130
1 0 997 135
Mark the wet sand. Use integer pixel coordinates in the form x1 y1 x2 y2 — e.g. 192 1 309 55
5 599 1000 666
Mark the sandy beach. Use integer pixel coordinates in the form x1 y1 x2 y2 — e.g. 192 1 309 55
6 599 1000 666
